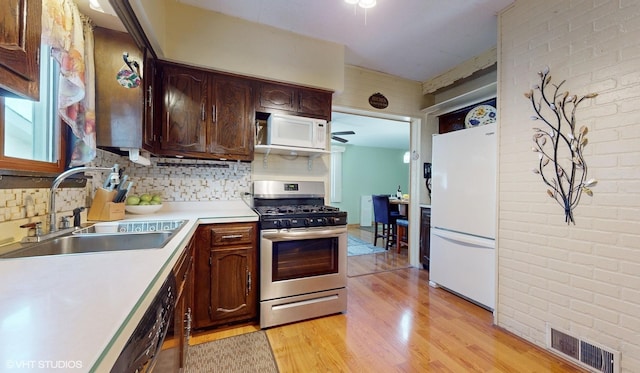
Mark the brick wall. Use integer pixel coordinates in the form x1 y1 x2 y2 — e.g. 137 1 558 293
498 0 640 371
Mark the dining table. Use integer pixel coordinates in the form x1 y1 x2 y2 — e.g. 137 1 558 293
389 198 409 217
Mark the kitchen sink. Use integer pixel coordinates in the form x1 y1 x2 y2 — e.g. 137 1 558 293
73 220 186 235
1 220 187 259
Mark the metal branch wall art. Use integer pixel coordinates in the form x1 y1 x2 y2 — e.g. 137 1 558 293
524 67 597 224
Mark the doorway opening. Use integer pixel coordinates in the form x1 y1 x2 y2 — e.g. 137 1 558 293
329 110 414 275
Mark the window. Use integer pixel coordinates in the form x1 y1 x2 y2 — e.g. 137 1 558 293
0 45 66 173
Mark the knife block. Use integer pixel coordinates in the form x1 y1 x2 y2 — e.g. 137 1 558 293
88 188 125 221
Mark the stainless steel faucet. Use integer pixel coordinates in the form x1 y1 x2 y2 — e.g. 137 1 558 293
48 164 120 234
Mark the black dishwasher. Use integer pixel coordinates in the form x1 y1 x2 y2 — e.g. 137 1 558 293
111 275 176 373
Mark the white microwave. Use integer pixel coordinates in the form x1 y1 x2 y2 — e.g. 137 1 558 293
267 113 327 150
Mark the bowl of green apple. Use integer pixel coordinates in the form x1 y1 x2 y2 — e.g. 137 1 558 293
125 193 163 214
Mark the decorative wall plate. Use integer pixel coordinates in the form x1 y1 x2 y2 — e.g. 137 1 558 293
465 104 497 128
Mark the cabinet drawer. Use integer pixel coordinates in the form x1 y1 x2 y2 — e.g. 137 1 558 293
210 224 255 247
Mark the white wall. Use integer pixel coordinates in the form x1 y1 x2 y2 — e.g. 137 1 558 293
133 0 344 92
335 65 424 118
498 1 640 371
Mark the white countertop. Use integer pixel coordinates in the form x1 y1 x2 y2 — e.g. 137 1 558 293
0 200 258 373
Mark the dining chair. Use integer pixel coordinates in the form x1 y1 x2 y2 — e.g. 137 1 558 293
396 218 409 253
372 195 401 250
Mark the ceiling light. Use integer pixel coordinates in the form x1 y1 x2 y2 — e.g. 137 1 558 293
89 0 104 12
344 0 377 9
89 0 116 15
358 0 377 9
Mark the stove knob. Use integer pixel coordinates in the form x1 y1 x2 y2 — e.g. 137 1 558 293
273 220 282 228
284 219 292 228
327 217 336 225
318 217 327 225
304 218 313 227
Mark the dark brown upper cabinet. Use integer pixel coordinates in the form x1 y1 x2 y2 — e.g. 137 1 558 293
157 62 254 161
0 0 42 100
159 64 209 155
257 82 332 121
94 27 145 151
210 76 254 159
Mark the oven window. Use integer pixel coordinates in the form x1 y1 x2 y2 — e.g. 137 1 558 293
272 237 339 281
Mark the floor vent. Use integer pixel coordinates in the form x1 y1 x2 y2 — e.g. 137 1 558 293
547 325 619 373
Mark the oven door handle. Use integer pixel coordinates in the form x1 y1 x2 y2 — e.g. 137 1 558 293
262 227 347 241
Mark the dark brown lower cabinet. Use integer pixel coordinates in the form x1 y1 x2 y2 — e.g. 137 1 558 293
420 207 431 270
193 222 258 330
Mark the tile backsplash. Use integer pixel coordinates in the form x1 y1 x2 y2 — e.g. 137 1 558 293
0 149 251 245
92 150 252 201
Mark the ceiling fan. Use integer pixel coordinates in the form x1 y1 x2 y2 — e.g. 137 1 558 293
331 131 355 143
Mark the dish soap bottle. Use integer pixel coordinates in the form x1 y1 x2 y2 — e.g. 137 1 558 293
396 185 402 199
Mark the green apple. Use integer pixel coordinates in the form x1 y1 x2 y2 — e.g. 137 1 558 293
126 196 140 205
151 195 162 203
139 200 150 205
149 200 161 205
140 194 152 202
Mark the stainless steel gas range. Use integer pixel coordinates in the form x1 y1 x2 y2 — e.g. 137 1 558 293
253 180 348 329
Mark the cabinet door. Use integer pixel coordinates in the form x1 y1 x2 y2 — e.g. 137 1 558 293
420 208 431 269
209 248 257 325
257 82 332 121
94 28 143 149
192 223 258 330
142 50 156 152
158 238 194 372
172 237 195 369
160 66 208 154
179 239 195 369
298 89 332 120
0 0 41 100
210 76 254 160
257 83 296 112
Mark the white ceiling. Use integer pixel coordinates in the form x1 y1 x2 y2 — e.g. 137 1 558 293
331 112 409 149
177 0 513 82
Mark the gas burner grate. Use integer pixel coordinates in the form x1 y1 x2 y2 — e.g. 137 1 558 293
256 205 341 216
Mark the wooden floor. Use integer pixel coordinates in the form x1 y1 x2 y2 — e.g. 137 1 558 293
347 224 411 277
192 226 587 372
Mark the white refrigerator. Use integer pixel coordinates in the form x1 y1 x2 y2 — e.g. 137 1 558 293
429 122 497 310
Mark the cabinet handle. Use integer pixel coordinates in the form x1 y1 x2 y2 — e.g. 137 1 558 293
201 103 205 121
212 105 216 122
183 256 193 281
221 234 243 240
147 86 153 107
247 271 251 295
184 307 192 342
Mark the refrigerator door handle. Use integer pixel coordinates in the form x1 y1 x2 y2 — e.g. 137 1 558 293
432 228 494 249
